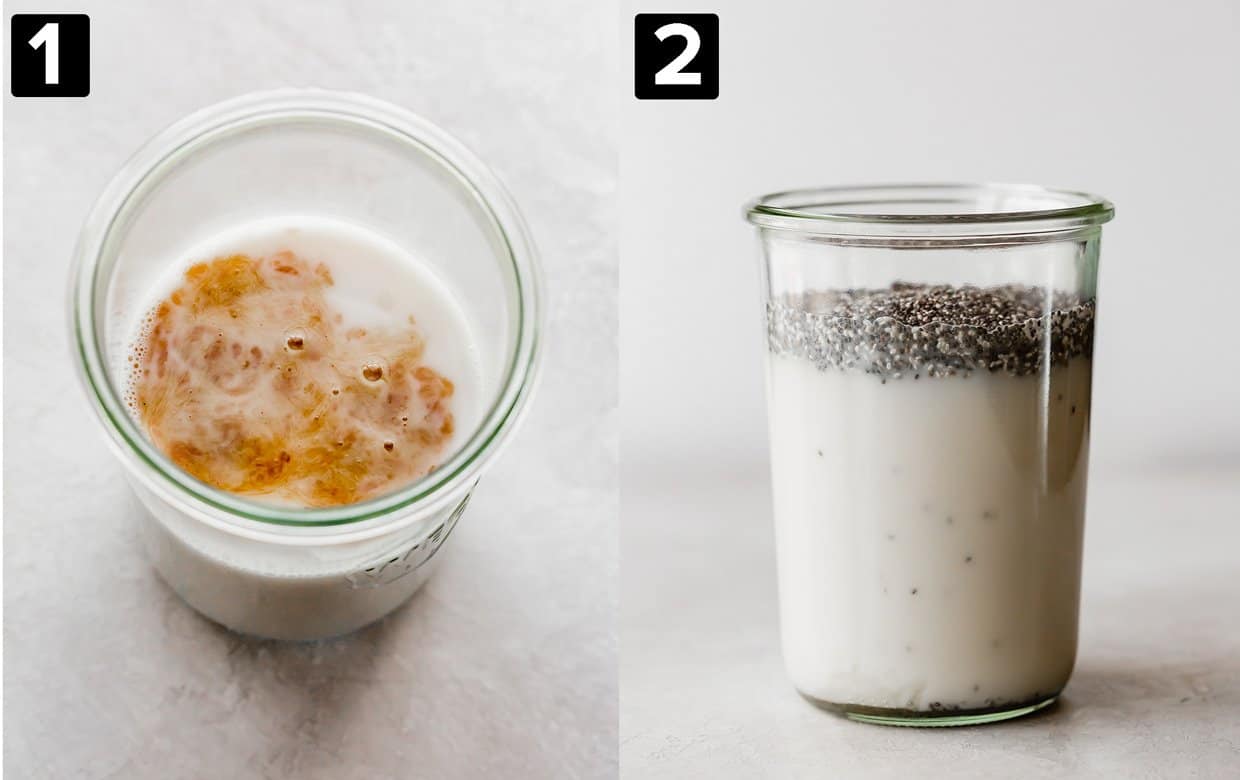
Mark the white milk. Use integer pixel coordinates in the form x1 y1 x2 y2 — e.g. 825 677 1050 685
135 477 469 640
766 353 1091 712
122 216 482 639
121 215 483 448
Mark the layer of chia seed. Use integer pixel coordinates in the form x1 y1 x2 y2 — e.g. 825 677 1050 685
799 688 1058 721
767 282 1095 379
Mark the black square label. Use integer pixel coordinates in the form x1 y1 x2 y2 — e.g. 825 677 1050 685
11 13 90 97
634 14 718 100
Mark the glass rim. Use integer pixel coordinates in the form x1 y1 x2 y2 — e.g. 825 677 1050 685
69 89 544 529
746 182 1114 240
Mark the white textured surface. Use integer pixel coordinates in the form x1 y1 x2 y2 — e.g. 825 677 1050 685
4 1 617 777
621 460 1240 777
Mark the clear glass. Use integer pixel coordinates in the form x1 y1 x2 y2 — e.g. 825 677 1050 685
70 90 543 640
747 183 1113 726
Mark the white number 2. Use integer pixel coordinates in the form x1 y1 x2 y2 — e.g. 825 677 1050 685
29 22 60 85
653 22 701 86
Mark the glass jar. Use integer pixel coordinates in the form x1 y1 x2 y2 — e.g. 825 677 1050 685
71 90 543 640
746 184 1113 725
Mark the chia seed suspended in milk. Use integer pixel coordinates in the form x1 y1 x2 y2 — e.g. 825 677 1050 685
766 282 1095 379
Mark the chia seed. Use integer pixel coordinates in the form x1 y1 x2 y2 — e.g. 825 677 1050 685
767 282 1095 379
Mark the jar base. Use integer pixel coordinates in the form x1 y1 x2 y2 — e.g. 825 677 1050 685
799 691 1059 727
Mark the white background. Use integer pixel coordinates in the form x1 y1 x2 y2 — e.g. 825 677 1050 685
621 1 1240 776
4 1 616 777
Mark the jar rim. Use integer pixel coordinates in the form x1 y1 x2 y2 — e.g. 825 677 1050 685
746 183 1114 242
69 89 544 531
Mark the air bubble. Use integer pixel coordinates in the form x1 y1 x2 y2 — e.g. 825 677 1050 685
285 329 306 351
361 360 385 382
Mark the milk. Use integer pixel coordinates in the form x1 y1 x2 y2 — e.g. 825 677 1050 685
122 216 483 450
120 216 482 638
766 353 1091 712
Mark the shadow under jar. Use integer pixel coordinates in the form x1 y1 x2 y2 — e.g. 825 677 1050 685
71 91 543 641
746 184 1113 726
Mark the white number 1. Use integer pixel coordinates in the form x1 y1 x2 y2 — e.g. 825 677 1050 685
29 22 60 85
654 23 701 86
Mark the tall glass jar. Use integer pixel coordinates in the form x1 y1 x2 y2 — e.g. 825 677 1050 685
746 184 1113 725
71 90 543 640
